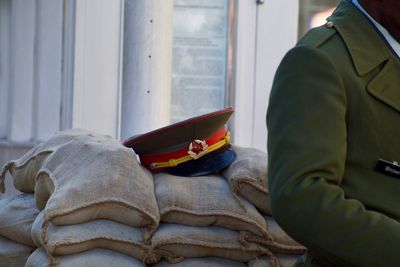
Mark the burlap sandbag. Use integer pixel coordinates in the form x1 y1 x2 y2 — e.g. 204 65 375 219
155 173 268 238
0 129 94 193
4 129 160 241
0 235 35 267
31 211 157 263
239 215 306 255
151 224 270 263
25 248 147 267
221 145 270 214
0 193 39 247
152 258 247 267
248 255 300 267
1 129 160 240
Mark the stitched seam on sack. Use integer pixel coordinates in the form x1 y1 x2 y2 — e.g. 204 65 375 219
153 239 266 252
258 242 306 254
232 176 268 194
161 207 269 238
49 237 148 249
13 134 97 168
245 236 306 254
46 200 159 226
12 150 53 169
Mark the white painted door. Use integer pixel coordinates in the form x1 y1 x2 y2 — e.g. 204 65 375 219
228 0 299 150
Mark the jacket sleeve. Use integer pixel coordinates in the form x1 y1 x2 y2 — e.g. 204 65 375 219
267 45 400 267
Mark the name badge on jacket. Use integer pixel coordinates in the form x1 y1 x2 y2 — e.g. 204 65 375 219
375 159 400 178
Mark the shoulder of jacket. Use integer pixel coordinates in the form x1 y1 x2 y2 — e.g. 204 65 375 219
297 24 337 48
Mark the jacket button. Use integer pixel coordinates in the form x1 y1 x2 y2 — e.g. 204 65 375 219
326 21 334 28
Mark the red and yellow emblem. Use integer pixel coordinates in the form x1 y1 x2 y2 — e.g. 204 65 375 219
187 140 208 159
139 128 230 172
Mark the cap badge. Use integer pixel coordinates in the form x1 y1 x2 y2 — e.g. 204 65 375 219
188 140 208 159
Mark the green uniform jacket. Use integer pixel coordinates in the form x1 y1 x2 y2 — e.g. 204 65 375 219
267 1 400 266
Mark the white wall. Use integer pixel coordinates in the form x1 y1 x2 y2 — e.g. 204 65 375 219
35 0 64 141
0 0 64 143
231 0 299 151
0 0 299 148
72 0 124 138
0 0 11 139
9 0 36 142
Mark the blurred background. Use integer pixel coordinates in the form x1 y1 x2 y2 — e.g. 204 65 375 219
0 0 339 197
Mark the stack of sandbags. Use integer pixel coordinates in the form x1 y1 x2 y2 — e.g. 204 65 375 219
31 211 154 264
222 145 307 266
151 172 272 264
221 145 270 215
25 248 147 267
0 193 38 267
1 129 161 266
240 215 306 267
1 129 306 267
152 257 247 267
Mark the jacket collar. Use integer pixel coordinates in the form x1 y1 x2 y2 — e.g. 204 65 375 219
329 1 400 114
328 0 389 76
366 59 400 114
